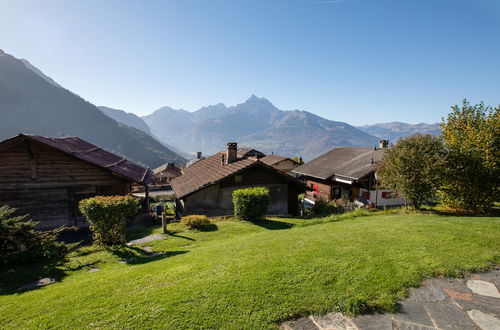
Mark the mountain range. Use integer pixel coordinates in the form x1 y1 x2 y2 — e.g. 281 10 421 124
358 122 441 142
0 49 441 166
0 49 186 168
137 96 440 161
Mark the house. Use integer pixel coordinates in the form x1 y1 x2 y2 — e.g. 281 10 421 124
153 162 182 185
260 154 300 173
187 152 205 167
0 134 154 229
292 141 405 207
171 142 306 217
237 147 266 159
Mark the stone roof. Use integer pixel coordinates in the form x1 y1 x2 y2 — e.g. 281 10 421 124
260 154 294 166
0 134 154 185
153 162 182 176
292 147 384 180
237 147 266 158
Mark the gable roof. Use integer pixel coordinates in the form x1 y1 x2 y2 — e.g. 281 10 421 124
153 162 182 176
292 147 384 180
171 152 305 199
0 134 154 185
237 147 266 158
260 154 297 166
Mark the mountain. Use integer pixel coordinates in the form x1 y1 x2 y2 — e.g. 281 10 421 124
0 49 186 168
98 106 152 135
358 122 442 142
239 110 379 160
143 95 380 160
99 105 192 159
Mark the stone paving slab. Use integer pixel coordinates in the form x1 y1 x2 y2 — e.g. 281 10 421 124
126 234 165 245
280 269 500 330
391 301 434 327
18 277 57 291
467 309 500 330
466 279 500 298
423 302 476 329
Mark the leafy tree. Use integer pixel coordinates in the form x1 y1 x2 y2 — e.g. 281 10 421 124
0 205 68 266
440 100 499 212
292 156 304 165
377 134 445 209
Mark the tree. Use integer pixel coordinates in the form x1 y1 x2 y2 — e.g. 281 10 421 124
0 205 68 266
440 100 499 212
377 134 445 209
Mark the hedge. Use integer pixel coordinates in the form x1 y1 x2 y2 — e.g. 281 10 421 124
79 195 138 246
232 187 270 222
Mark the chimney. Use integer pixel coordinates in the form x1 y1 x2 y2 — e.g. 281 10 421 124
196 151 202 159
226 142 238 164
221 154 225 166
378 140 389 149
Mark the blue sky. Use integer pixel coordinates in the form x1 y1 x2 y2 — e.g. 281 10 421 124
0 0 499 125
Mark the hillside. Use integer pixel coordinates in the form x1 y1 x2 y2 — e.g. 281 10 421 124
358 122 441 142
143 95 380 160
98 106 152 135
0 50 186 168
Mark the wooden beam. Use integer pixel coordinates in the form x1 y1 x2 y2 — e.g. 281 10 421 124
27 143 37 180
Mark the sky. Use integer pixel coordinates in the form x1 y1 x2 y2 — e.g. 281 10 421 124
0 0 499 125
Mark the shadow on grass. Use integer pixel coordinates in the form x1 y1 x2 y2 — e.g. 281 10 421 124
126 225 159 241
198 223 218 232
169 233 196 241
126 251 188 265
424 207 500 218
255 219 295 230
0 257 68 295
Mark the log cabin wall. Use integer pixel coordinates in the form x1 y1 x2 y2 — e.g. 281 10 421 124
0 140 131 229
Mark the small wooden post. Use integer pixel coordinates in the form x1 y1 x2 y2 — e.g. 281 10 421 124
145 185 150 210
161 212 167 234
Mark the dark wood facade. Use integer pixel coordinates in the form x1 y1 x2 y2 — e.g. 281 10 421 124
304 174 374 202
178 164 303 217
0 137 145 229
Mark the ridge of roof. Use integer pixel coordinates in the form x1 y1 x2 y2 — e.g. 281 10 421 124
292 147 384 180
1 134 154 185
171 151 305 199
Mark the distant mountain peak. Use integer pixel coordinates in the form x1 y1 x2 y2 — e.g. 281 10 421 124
245 94 269 103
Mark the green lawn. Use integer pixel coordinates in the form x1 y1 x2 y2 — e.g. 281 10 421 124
1 211 499 329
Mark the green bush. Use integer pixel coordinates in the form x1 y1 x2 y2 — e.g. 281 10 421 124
180 215 211 230
232 187 270 222
0 205 68 266
79 196 138 246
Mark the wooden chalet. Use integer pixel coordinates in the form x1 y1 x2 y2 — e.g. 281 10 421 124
153 162 182 185
292 141 405 207
260 154 300 173
171 142 306 217
0 134 154 229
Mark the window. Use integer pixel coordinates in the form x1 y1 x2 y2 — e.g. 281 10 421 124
234 174 243 183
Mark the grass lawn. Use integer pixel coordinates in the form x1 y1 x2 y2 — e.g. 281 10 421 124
0 211 499 329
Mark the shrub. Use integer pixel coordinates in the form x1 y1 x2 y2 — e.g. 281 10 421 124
79 196 138 246
312 200 336 216
232 187 270 222
181 215 211 230
0 205 68 266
